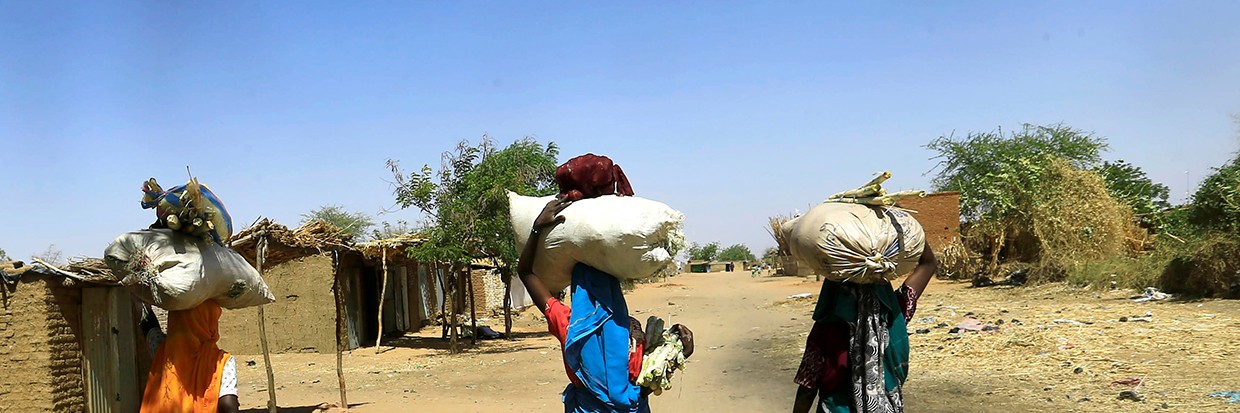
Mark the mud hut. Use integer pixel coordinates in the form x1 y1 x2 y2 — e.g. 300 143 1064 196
0 259 148 413
219 220 452 353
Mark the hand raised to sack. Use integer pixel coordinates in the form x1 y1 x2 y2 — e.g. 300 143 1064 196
532 198 573 232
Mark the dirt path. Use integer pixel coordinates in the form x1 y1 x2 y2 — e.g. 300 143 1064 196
235 272 1240 412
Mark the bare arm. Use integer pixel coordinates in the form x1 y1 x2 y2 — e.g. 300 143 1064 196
217 395 239 413
517 198 572 315
903 243 938 295
792 386 816 413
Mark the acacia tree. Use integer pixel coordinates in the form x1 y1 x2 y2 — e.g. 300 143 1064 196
717 244 756 261
926 124 1108 271
1094 160 1171 227
389 137 558 350
301 205 375 240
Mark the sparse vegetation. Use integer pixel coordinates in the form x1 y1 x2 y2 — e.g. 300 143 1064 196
301 205 375 240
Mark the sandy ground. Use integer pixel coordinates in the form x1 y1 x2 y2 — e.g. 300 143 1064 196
235 271 1240 413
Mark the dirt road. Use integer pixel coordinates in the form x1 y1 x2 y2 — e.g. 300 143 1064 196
236 271 1240 412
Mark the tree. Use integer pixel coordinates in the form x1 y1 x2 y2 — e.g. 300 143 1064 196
32 244 64 266
0 247 9 261
926 124 1109 271
686 242 720 261
370 220 417 241
301 205 375 240
389 136 559 350
1186 154 1240 235
762 247 780 264
1094 160 1171 227
717 244 756 261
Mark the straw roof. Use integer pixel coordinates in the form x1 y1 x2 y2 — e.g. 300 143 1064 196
230 219 356 268
2 258 118 287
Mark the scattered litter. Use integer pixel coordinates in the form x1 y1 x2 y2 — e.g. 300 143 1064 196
1111 377 1143 387
1208 391 1240 403
916 316 936 324
787 293 813 299
1053 319 1094 325
1056 338 1076 351
914 328 930 334
1133 287 1172 302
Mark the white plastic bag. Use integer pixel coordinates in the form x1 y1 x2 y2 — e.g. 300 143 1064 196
783 203 925 283
103 229 274 310
508 192 685 292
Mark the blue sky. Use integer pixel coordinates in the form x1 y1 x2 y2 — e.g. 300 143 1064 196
2 2 1238 261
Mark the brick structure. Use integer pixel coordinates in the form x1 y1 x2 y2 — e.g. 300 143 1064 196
898 191 962 249
0 274 86 413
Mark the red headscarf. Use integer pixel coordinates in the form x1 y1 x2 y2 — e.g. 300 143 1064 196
555 154 635 201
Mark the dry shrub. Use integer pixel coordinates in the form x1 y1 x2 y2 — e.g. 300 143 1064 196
1157 234 1240 298
936 238 981 279
1027 159 1134 282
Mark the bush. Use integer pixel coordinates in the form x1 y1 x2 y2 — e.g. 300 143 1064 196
1157 234 1240 298
1026 159 1138 283
936 238 981 280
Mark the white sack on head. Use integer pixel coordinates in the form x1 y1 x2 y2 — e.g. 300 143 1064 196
508 192 686 292
783 203 925 284
103 229 275 310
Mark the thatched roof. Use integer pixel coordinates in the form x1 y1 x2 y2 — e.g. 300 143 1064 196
229 219 357 268
356 234 426 263
2 258 118 287
230 218 430 268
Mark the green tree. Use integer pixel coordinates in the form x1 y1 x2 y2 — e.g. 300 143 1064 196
389 136 559 349
301 205 375 240
31 244 64 266
0 247 9 261
926 124 1109 270
370 220 417 241
1186 154 1240 235
717 244 756 261
1094 160 1171 227
687 242 720 261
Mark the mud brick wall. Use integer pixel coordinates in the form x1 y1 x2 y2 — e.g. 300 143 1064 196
0 276 86 413
899 192 962 250
219 254 337 354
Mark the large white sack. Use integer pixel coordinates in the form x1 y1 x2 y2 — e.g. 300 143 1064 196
508 192 686 292
103 229 275 310
783 203 925 283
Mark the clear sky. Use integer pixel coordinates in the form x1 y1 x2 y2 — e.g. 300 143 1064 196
2 2 1238 262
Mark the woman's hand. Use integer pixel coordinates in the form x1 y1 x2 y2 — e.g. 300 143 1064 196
532 198 572 233
672 324 694 358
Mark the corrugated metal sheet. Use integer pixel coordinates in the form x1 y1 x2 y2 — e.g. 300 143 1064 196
82 287 140 413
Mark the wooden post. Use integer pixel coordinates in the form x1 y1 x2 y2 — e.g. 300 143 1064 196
502 268 512 339
256 235 278 413
331 251 349 409
375 248 389 354
467 266 477 346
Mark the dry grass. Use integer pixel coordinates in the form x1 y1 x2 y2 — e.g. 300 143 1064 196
1027 160 1137 282
771 282 1240 412
937 238 981 280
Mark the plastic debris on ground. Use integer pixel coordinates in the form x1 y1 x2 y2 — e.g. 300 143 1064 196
1111 377 1143 387
1133 287 1173 303
787 293 813 300
1208 391 1240 403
